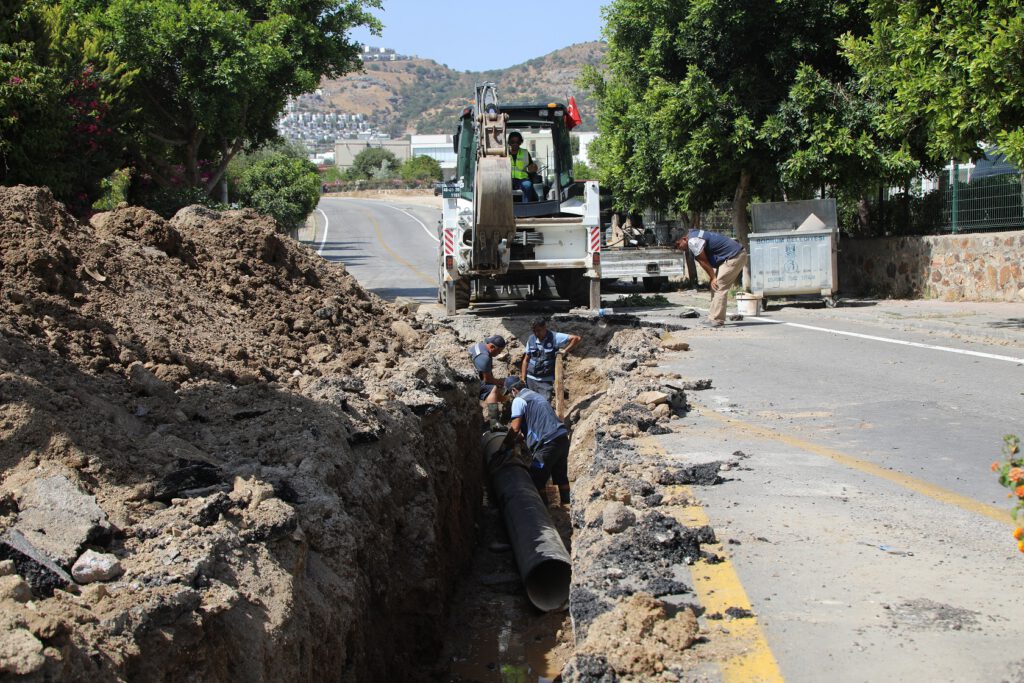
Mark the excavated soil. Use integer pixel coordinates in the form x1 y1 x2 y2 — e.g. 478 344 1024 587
0 186 482 681
1 185 738 683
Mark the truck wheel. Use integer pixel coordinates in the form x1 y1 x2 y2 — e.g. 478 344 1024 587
643 276 668 293
454 279 471 310
553 270 587 306
439 278 471 311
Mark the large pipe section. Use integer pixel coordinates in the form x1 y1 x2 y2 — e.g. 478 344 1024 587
481 431 571 611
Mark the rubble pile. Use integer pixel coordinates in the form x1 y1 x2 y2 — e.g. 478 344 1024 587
0 186 481 680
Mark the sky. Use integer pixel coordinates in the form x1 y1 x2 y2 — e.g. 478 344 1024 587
348 0 606 73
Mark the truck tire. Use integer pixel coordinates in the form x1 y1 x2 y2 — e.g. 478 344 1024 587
643 276 668 293
554 270 589 307
455 279 471 309
438 276 471 311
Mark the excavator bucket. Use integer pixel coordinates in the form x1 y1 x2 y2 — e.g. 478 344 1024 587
472 155 515 271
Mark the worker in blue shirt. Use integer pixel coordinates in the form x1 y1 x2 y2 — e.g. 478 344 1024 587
520 318 581 401
504 377 571 505
468 335 507 428
675 229 747 328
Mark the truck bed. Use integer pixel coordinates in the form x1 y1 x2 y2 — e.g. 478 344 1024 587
598 247 688 280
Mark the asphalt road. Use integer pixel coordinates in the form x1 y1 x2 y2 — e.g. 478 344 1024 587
647 296 1024 682
310 195 441 302
306 196 1024 681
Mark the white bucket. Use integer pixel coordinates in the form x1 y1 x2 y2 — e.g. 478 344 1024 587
735 293 761 316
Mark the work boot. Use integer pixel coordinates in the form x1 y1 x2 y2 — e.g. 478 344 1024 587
559 488 571 505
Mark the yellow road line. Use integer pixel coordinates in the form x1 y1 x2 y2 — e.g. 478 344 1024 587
637 437 784 682
685 495 785 683
362 208 436 287
694 401 1013 527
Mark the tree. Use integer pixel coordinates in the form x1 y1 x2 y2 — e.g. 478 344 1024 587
349 147 399 179
399 155 441 182
1 1 132 211
585 0 867 246
70 0 380 207
236 153 320 232
843 0 1024 167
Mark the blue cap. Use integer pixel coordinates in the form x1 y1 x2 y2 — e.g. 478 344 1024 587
485 335 507 349
504 377 523 393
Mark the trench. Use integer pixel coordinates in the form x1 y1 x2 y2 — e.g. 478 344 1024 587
395 310 711 682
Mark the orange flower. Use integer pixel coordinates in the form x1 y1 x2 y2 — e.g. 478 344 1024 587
1019 540 1024 554
1009 467 1024 482
1016 485 1024 498
991 461 1000 472
1015 528 1024 540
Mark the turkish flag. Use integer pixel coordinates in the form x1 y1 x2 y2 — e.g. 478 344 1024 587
566 95 582 130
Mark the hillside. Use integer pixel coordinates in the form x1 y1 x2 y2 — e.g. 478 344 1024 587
305 41 606 137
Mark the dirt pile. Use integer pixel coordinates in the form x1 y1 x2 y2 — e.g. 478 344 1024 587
0 186 481 680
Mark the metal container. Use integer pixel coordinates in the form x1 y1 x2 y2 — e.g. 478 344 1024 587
748 199 839 305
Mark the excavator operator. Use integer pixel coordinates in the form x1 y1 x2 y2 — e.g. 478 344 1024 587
508 131 538 202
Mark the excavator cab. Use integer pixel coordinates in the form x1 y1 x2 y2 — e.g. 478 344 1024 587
453 101 577 219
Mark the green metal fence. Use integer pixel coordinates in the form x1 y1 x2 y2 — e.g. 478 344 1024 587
941 163 1024 233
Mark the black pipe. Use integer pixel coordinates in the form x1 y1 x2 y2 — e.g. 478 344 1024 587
481 431 571 612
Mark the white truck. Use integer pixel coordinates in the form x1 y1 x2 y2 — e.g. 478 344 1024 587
437 84 686 314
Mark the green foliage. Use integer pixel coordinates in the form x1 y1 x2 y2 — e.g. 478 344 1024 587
92 167 132 211
844 0 1024 167
68 0 380 201
319 165 344 183
136 183 227 219
349 147 399 180
236 153 320 231
399 155 442 181
226 139 309 196
608 293 670 308
1 1 134 210
572 160 597 180
588 0 869 225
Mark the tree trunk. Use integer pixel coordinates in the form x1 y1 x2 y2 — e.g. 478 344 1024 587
856 196 871 235
732 168 752 290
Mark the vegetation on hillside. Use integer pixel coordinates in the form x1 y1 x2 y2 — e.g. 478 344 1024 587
320 42 606 136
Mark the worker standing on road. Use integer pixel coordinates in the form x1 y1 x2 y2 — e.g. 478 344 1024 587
520 318 581 402
674 229 747 328
508 132 538 202
503 377 571 506
468 335 508 428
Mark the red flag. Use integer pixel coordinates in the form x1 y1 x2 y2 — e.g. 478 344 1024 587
566 95 582 130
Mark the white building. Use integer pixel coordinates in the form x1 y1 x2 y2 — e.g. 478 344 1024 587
410 134 457 175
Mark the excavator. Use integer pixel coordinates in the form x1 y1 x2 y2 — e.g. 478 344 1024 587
437 83 686 314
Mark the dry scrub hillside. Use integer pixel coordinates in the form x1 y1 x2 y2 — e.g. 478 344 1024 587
308 41 606 135
0 186 481 681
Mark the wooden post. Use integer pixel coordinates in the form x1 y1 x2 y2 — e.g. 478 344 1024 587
554 353 565 420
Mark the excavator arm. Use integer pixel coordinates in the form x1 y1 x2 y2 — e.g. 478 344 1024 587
470 84 515 272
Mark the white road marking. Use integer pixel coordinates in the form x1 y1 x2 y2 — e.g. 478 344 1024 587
742 315 1024 364
316 208 330 255
382 203 438 242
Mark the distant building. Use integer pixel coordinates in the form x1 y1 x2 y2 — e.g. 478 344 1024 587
411 134 457 175
575 132 599 165
334 139 411 170
359 46 409 62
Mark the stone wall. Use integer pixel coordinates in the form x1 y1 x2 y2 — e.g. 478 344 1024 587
838 230 1024 301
